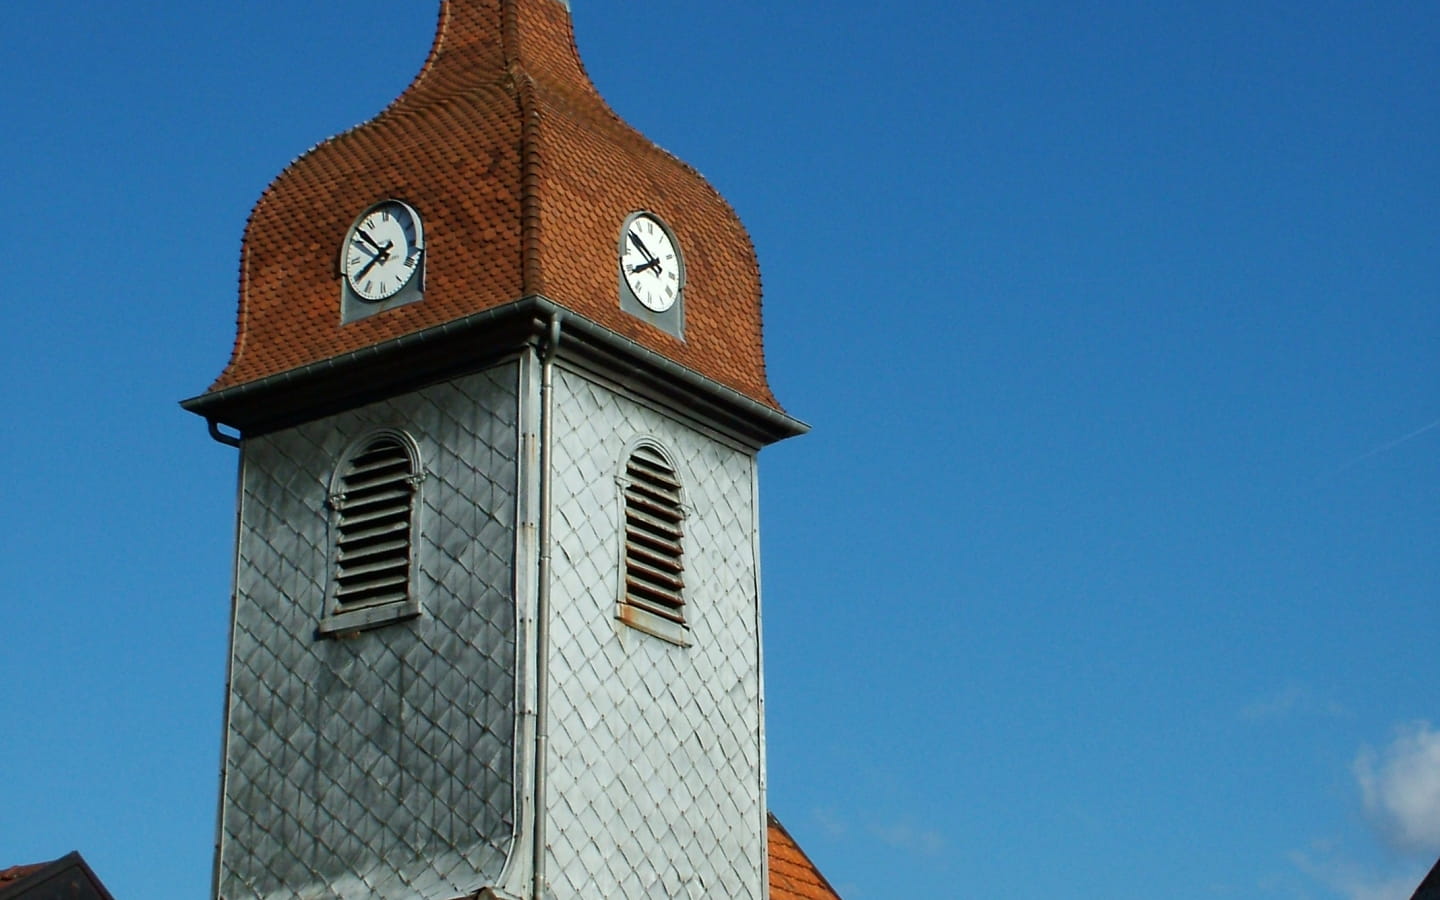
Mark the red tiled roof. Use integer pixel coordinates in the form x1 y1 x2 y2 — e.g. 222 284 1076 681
769 813 844 900
206 0 780 411
0 863 46 885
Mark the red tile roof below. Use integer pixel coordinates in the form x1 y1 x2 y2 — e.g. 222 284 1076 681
0 863 47 884
769 813 845 900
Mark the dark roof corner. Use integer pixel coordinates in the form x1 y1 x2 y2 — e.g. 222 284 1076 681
0 852 115 900
1412 856 1440 900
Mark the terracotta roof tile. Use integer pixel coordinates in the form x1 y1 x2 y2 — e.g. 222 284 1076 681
0 863 47 884
206 0 781 412
769 813 844 900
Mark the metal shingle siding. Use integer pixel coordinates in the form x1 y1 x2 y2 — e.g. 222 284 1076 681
221 368 520 900
543 368 766 898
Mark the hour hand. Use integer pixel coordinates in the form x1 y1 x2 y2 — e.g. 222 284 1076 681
629 258 661 275
353 253 384 282
353 242 393 281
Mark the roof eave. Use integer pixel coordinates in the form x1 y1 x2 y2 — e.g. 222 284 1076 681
182 296 807 449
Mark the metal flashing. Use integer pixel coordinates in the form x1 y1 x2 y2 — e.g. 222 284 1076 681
183 296 808 449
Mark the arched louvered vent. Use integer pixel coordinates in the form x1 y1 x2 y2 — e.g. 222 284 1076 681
622 445 686 625
332 436 416 613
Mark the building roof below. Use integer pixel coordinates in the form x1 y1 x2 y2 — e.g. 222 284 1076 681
1413 856 1440 900
768 813 845 900
0 852 114 900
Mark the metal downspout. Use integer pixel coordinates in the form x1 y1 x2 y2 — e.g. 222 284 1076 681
206 419 241 448
532 312 563 899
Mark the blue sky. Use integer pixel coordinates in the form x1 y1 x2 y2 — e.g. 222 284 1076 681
2 2 1437 898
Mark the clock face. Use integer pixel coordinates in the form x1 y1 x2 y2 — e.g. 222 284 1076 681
344 201 423 302
620 213 683 313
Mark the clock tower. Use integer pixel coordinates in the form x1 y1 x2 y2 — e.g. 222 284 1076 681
183 2 805 899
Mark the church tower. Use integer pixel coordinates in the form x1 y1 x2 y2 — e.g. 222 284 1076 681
183 2 805 899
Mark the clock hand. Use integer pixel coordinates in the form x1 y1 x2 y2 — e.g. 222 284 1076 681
627 231 659 265
629 259 661 275
354 254 383 283
355 229 386 253
353 242 394 283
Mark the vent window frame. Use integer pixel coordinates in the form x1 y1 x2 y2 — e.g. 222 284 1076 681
319 430 424 637
616 440 689 646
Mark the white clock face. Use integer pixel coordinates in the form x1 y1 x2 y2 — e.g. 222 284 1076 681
344 201 423 302
620 213 682 313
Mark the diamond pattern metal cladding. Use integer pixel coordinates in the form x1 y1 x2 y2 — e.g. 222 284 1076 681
223 367 521 900
542 368 765 899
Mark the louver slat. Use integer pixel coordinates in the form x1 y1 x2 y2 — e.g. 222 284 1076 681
337 516 408 545
623 446 685 622
626 540 684 575
337 537 410 566
333 437 414 612
625 505 683 541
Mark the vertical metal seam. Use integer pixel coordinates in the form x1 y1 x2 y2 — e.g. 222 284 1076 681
750 457 770 900
532 313 563 899
493 355 541 900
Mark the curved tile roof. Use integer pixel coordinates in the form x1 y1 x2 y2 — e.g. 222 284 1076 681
206 0 780 412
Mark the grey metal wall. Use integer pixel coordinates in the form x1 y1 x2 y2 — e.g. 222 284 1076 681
221 366 521 900
543 366 767 899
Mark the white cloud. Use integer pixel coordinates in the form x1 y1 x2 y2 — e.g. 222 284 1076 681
1291 845 1428 900
812 806 848 839
1241 684 1349 722
1335 871 1424 900
1355 721 1440 853
870 821 946 856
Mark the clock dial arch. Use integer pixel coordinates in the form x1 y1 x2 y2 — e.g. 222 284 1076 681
342 200 425 303
619 212 684 314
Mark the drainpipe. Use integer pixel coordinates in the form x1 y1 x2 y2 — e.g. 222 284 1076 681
532 311 563 900
206 419 241 448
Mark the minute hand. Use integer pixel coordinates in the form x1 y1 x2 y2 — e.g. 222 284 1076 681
627 231 659 265
355 229 386 253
